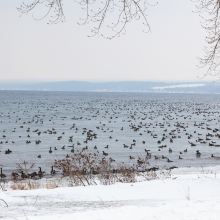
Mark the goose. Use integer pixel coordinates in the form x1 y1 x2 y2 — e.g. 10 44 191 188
21 171 28 179
196 150 201 158
50 166 56 175
211 154 220 159
129 156 135 160
11 172 19 180
38 167 44 178
29 171 37 179
123 144 129 148
137 159 144 165
5 149 12 154
102 151 108 156
109 157 115 162
0 168 6 178
188 141 196 147
146 167 159 172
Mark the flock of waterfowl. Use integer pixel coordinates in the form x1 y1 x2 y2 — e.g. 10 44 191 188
0 91 220 179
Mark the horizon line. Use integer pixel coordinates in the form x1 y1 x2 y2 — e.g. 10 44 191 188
0 79 216 83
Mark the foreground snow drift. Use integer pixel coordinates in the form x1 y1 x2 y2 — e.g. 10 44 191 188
1 166 220 220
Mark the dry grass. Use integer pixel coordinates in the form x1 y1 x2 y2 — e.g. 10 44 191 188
10 180 58 190
11 181 40 190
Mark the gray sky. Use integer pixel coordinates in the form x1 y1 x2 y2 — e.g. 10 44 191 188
0 0 212 82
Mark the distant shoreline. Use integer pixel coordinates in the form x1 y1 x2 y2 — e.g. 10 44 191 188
0 89 220 95
0 81 220 94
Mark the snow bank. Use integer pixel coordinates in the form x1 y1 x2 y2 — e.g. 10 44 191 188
1 166 220 220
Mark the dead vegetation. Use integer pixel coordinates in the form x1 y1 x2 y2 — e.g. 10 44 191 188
4 150 172 190
10 180 58 190
54 149 160 186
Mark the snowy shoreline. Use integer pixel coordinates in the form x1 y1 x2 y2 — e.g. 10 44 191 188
1 165 220 220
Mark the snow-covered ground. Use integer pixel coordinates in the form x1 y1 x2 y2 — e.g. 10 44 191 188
1 166 220 220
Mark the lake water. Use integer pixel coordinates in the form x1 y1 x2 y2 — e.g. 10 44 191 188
0 91 220 174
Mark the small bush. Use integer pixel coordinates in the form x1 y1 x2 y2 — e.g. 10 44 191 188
54 150 154 186
54 150 101 186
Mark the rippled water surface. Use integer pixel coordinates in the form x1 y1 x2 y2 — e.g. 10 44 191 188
1 91 220 173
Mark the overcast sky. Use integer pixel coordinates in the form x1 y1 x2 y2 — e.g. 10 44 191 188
0 0 212 82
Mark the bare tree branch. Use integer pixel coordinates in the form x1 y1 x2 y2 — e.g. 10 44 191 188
18 0 157 38
18 0 65 24
196 0 220 76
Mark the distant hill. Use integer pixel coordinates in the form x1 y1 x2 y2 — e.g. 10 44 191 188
0 81 220 94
